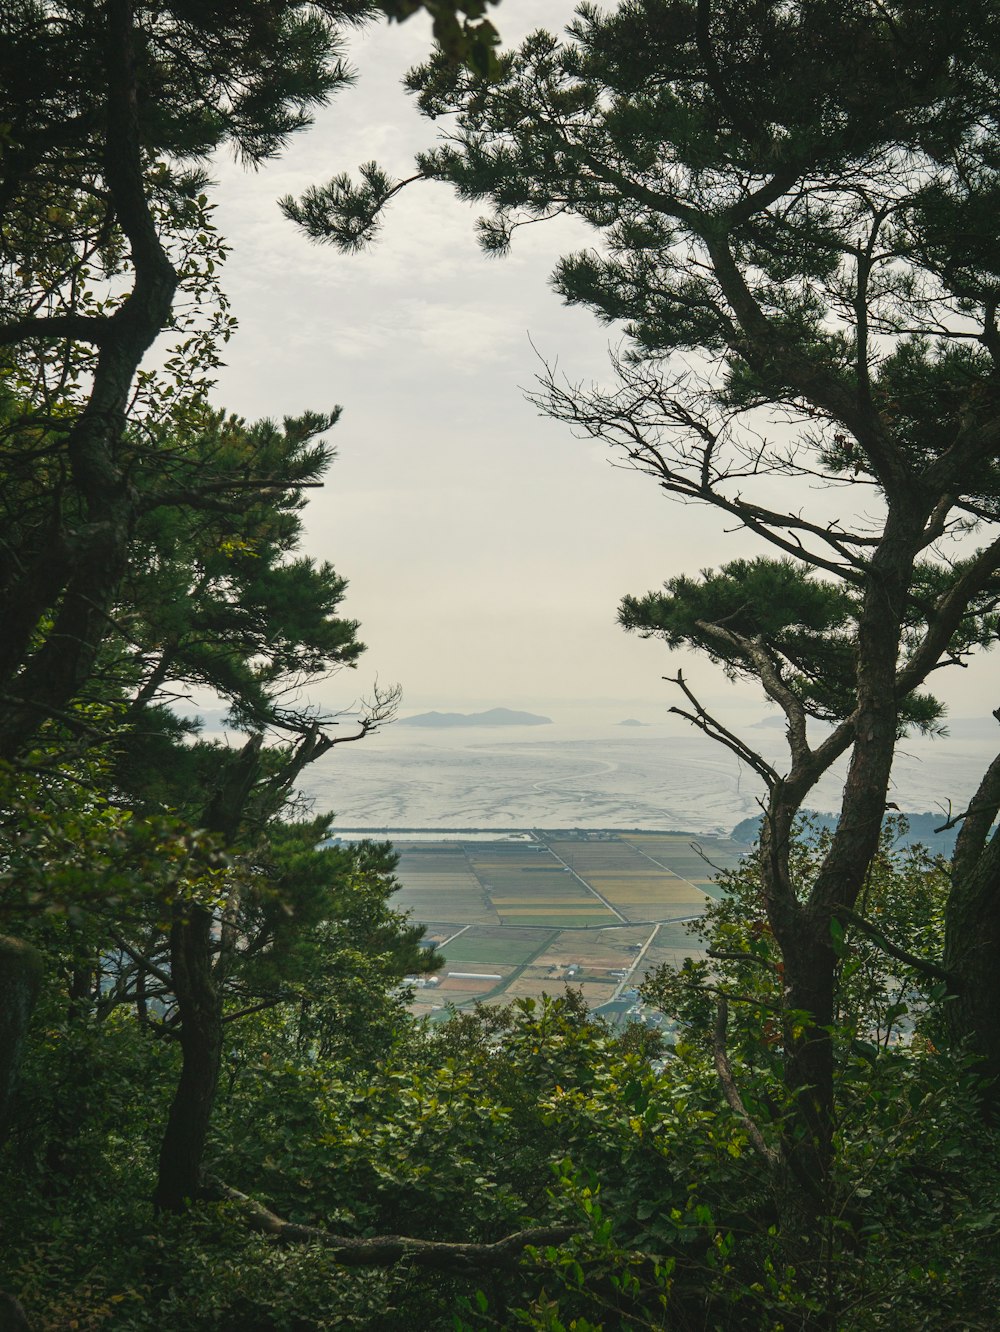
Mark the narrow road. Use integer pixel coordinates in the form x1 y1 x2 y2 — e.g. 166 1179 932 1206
437 924 472 949
629 841 714 899
541 837 629 923
610 922 660 1001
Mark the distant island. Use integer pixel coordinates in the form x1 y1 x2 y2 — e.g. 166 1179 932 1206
399 707 553 728
618 718 646 727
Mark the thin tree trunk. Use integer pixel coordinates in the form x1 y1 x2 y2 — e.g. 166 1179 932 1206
153 737 262 1211
0 937 43 1146
944 831 1000 1107
153 904 221 1211
757 513 920 1233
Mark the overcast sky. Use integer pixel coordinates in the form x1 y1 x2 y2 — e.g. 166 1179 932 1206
206 0 996 731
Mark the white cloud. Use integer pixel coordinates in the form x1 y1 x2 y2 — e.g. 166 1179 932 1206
200 0 1000 735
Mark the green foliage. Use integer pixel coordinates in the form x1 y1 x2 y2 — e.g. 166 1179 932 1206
280 162 403 252
104 407 366 779
2 923 1000 1328
0 0 367 410
0 754 219 921
5 2 1000 1328
620 557 949 730
621 557 860 720
645 817 949 1048
382 0 501 77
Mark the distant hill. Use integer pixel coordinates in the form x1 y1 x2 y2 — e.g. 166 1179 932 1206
398 707 552 728
731 810 961 855
749 713 995 739
618 718 647 727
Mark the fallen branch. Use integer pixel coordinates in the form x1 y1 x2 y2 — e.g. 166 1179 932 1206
207 1179 576 1272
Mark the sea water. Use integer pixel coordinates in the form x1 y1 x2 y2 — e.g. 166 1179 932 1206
296 719 998 836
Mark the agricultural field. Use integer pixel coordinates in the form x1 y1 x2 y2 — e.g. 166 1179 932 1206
469 842 617 927
386 846 494 925
391 830 749 1016
619 832 744 901
546 836 707 920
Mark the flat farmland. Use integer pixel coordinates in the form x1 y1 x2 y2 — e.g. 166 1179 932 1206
468 843 620 926
388 831 747 1012
532 925 655 979
544 836 712 920
501 974 618 1007
574 871 705 920
391 846 494 924
434 972 512 1007
638 921 708 976
438 926 554 967
619 832 745 899
392 841 623 929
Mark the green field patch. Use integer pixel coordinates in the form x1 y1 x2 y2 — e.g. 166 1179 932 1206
500 912 611 927
495 902 611 912
420 923 476 944
491 894 606 905
388 832 741 1001
443 932 551 966
652 920 705 948
458 925 548 943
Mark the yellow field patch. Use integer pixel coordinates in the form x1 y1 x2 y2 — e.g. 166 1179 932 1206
492 895 601 905
581 869 681 877
497 907 612 916
586 874 681 889
399 874 481 887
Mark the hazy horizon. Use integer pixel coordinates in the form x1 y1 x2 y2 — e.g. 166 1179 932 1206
197 0 1000 734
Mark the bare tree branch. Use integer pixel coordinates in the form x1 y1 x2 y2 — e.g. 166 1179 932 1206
666 670 780 788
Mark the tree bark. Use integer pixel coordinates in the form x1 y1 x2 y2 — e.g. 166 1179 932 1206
944 745 1000 1108
0 1291 32 1332
776 908 838 1192
153 903 222 1212
758 510 922 1206
0 0 177 759
209 1179 576 1272
0 937 43 1147
153 737 263 1211
944 837 1000 1095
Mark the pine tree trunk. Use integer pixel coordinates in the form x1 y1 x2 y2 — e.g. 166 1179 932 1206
153 905 221 1211
944 832 1000 1108
153 737 262 1211
0 0 177 760
780 912 837 1195
0 937 43 1146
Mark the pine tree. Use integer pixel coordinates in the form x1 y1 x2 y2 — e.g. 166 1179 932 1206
290 0 1000 1206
